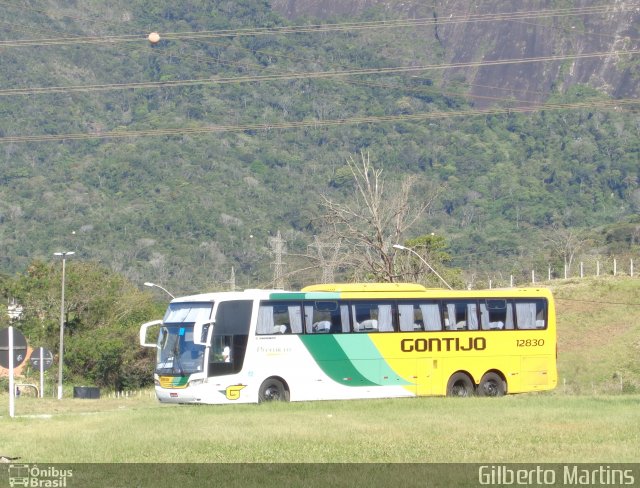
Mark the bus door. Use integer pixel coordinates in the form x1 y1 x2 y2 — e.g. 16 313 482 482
207 300 252 377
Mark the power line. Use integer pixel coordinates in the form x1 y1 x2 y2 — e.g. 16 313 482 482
0 4 636 47
0 3 635 116
0 98 636 144
0 5 636 144
555 297 640 307
1 49 637 97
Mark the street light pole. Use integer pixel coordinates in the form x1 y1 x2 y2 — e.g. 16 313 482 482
54 251 74 400
144 282 175 299
393 244 453 290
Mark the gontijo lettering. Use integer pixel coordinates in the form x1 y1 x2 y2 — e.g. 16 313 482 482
401 337 486 352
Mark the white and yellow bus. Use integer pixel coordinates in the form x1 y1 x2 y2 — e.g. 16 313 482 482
139 283 557 403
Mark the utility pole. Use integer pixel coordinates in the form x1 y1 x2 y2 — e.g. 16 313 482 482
309 236 341 283
229 266 236 291
54 251 75 400
270 230 286 289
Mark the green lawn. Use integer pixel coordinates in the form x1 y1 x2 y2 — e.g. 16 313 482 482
553 278 640 394
1 393 638 463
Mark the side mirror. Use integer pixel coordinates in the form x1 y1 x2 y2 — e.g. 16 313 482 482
139 319 163 348
193 320 214 346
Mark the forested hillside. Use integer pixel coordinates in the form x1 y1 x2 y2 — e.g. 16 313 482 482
271 0 640 104
0 1 638 294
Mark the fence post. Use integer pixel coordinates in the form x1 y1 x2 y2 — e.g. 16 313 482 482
531 270 535 284
597 261 600 276
614 258 617 276
631 259 634 278
510 275 514 287
580 262 584 278
564 264 567 279
548 265 551 281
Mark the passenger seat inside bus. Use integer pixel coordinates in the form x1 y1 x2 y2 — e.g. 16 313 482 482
354 319 378 332
312 321 331 333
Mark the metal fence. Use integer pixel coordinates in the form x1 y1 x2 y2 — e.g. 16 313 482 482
475 256 638 289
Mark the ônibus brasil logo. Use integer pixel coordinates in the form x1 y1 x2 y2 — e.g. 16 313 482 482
8 465 72 487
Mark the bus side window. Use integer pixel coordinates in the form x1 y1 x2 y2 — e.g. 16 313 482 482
256 302 303 334
398 302 441 331
351 302 378 332
443 301 479 331
398 303 417 331
421 303 442 331
376 304 394 332
304 304 328 333
305 301 348 334
256 305 275 335
481 299 511 330
273 303 303 334
444 301 466 330
351 301 394 332
515 300 546 329
325 305 349 333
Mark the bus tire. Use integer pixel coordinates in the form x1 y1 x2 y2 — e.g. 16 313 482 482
446 372 475 397
477 372 506 397
258 378 289 403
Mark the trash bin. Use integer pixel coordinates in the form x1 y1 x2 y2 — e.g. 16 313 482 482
73 386 100 399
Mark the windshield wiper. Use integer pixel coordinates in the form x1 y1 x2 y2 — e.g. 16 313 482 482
172 340 184 375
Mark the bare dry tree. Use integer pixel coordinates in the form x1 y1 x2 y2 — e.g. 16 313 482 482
544 225 588 274
320 150 442 282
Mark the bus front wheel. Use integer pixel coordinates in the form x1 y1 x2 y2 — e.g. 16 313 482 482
258 378 289 402
446 372 475 397
477 372 506 397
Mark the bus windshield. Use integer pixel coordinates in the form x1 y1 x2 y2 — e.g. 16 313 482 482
156 302 213 375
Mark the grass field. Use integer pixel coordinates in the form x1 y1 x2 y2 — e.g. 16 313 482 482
552 277 640 396
1 277 639 470
1 393 639 463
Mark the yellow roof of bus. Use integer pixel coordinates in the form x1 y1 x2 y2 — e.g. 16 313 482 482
301 283 553 299
302 283 429 293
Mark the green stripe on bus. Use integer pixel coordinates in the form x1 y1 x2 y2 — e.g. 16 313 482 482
299 335 377 386
268 292 341 300
335 336 412 386
173 376 189 387
269 292 306 300
303 292 341 299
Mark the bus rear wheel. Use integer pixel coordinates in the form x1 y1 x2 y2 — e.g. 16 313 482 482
477 372 506 397
258 378 289 402
446 372 475 397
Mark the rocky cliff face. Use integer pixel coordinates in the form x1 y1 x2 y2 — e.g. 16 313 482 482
270 0 640 105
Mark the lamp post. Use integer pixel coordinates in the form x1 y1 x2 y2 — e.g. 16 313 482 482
54 251 74 400
144 282 175 299
393 244 453 290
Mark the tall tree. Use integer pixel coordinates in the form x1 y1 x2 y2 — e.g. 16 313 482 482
544 225 587 274
2 260 163 390
320 151 442 282
394 234 463 288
